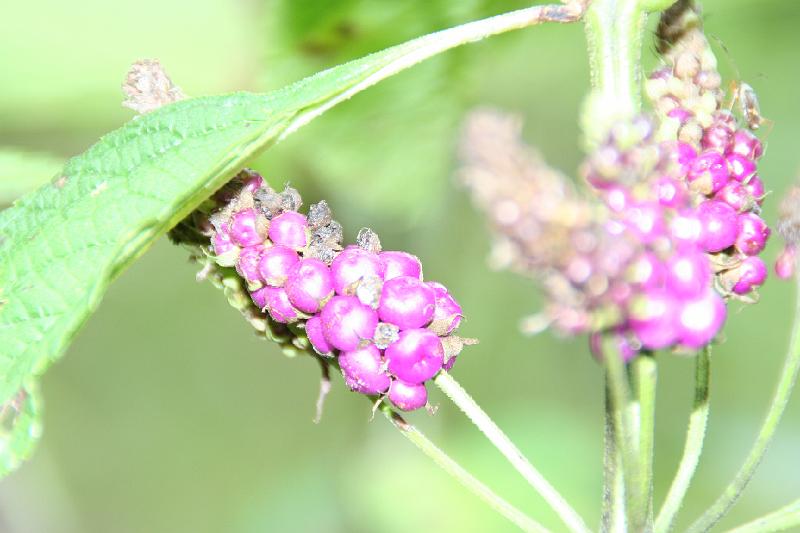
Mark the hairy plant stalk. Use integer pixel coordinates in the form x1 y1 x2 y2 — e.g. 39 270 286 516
723 498 800 533
687 278 800 533
433 372 592 533
604 338 648 532
381 405 548 533
655 347 711 533
602 382 626 533
634 355 658 529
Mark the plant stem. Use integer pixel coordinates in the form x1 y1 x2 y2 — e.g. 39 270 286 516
655 347 711 533
433 372 592 533
687 278 800 533
380 404 549 533
634 355 658 529
602 381 626 533
723 498 800 533
604 338 649 532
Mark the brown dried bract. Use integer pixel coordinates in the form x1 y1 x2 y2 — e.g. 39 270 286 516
122 59 186 114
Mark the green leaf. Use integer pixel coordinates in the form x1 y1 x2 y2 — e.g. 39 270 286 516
0 380 42 477
0 149 64 206
0 4 576 475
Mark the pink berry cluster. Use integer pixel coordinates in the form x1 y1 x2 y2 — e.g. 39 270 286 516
204 171 466 411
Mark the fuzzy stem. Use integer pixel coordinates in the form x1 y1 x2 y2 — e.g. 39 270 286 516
634 355 658 529
687 278 800 533
604 337 648 532
602 381 627 533
380 404 549 533
655 346 711 533
722 498 800 533
433 372 592 533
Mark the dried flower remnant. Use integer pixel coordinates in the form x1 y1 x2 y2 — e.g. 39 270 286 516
170 170 472 412
122 59 186 114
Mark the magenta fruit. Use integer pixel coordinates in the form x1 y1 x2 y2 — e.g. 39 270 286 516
338 344 391 395
378 276 436 330
696 200 738 252
385 328 445 384
628 289 679 350
666 250 712 297
726 153 756 182
268 211 309 251
427 281 463 335
380 251 423 281
330 247 385 295
388 380 428 411
730 256 767 294
284 258 334 314
676 289 726 349
236 245 265 283
735 213 770 256
257 245 299 287
305 316 333 356
262 287 299 323
687 151 730 195
230 208 264 247
320 295 378 351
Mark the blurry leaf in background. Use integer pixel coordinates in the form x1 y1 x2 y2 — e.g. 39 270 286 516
0 149 64 205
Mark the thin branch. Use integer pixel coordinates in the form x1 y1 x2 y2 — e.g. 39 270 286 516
655 347 711 533
433 372 592 533
723 498 800 533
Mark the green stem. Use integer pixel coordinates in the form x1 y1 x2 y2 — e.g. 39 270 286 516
602 381 626 533
433 372 592 533
380 404 549 533
634 355 658 529
604 338 648 532
723 498 800 533
655 347 711 533
687 278 800 533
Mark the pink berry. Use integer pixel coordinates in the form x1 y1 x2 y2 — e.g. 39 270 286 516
236 245 264 283
305 316 333 356
388 380 428 411
628 252 667 289
427 281 463 335
379 276 436 330
385 329 444 384
624 202 666 244
666 250 712 297
744 175 765 204
605 186 631 212
688 151 730 195
339 344 390 395
380 251 423 281
714 182 751 212
730 256 767 294
262 287 299 323
268 211 309 250
320 295 378 351
628 289 679 350
730 129 763 159
330 247 385 295
212 226 237 255
670 210 703 248
257 245 299 287
230 208 264 247
284 258 334 314
735 213 770 256
696 200 738 252
676 289 726 349
668 107 693 124
671 141 697 174
701 123 733 153
726 153 756 182
250 287 269 310
655 177 687 208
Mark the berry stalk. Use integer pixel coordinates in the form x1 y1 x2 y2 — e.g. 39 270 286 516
686 277 800 533
654 346 711 533
722 498 800 533
634 354 658 529
433 372 592 533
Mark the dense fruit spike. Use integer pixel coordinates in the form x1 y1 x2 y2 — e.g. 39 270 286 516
187 170 469 412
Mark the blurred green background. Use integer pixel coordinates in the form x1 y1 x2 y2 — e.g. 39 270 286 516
1 0 799 531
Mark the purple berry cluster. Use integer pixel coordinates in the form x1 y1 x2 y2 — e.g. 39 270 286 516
205 171 466 411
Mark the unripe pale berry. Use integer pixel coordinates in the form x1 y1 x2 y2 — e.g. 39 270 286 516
257 245 299 287
230 208 264 247
320 295 378 351
696 200 738 252
339 344 390 395
676 289 726 349
268 211 309 250
305 316 333 356
380 251 423 280
385 328 444 384
388 380 428 411
330 247 385 295
284 258 334 314
378 276 436 330
735 213 770 256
